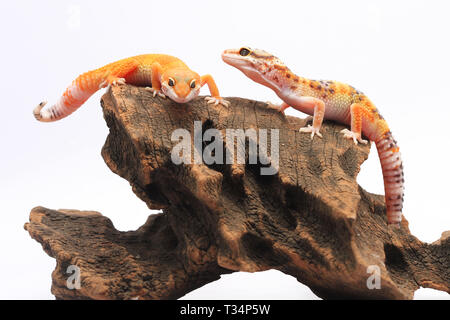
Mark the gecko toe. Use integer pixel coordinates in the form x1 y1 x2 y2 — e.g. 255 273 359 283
205 97 229 107
300 125 322 139
99 80 108 89
111 78 126 86
146 87 165 99
341 129 367 145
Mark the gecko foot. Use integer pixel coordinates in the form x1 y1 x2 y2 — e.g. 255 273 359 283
265 101 285 114
205 96 230 107
300 125 322 139
340 129 368 145
110 77 126 86
145 87 166 99
98 80 109 89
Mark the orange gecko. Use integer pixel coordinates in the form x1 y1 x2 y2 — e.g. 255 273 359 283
34 54 229 122
222 47 404 227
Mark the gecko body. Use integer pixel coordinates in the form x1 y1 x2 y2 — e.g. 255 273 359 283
34 54 229 122
222 47 404 226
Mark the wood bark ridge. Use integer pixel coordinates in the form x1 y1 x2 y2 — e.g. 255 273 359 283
25 85 449 300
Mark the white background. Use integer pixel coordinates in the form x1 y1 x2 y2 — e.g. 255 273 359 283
0 0 449 300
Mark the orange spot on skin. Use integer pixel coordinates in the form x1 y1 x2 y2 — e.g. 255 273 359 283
337 85 348 94
274 65 287 71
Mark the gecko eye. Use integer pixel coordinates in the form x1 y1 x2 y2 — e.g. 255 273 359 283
239 48 251 56
168 78 175 86
190 80 196 89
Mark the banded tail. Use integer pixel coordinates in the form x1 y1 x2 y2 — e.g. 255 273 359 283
34 69 110 122
375 131 404 226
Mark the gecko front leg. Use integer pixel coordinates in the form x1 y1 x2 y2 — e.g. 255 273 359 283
341 103 368 145
145 62 166 98
201 74 230 107
297 97 325 139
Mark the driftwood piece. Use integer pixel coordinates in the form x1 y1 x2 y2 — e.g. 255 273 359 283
25 85 449 299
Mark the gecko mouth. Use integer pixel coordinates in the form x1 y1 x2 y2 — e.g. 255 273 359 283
221 53 251 67
169 94 195 104
221 54 235 63
221 51 278 90
164 87 199 104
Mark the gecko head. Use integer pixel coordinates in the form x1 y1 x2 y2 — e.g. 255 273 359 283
222 47 287 88
160 68 201 103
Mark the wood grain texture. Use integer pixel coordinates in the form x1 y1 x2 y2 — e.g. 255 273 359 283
25 84 449 299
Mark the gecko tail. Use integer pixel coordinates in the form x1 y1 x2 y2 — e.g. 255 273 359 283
33 93 82 122
375 131 405 226
33 70 108 122
33 100 76 122
33 101 50 122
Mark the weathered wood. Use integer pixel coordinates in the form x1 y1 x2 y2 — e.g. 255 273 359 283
25 84 449 299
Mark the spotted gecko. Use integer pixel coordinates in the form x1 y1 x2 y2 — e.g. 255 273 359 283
222 47 404 226
34 54 229 122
